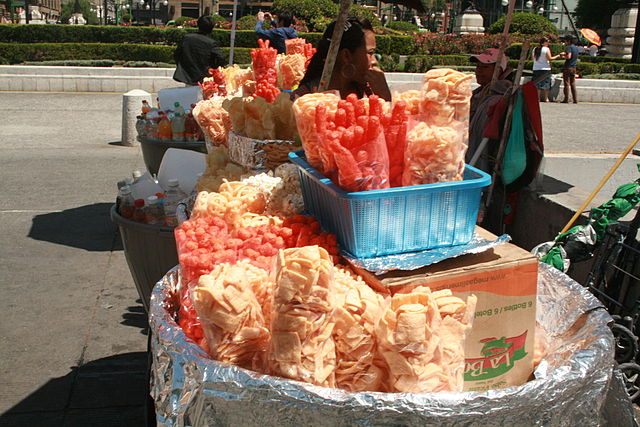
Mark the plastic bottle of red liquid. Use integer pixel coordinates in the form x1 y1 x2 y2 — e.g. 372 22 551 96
184 113 199 142
118 185 135 218
145 117 160 141
158 114 172 141
132 199 146 223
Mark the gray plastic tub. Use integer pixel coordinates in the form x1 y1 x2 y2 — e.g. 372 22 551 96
111 205 178 312
139 137 207 176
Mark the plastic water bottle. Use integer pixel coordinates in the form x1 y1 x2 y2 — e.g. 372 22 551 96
174 102 186 117
144 117 158 140
158 114 172 141
145 195 165 226
184 113 199 142
132 169 143 184
133 199 146 223
163 178 187 226
118 185 135 218
135 115 147 139
172 112 185 141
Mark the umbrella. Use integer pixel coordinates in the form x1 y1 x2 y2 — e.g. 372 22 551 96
580 28 601 46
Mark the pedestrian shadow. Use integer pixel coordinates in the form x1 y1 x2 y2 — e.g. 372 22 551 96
28 203 123 252
0 352 151 427
122 299 150 335
536 175 573 196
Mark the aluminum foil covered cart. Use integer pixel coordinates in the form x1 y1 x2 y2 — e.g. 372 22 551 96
148 263 636 426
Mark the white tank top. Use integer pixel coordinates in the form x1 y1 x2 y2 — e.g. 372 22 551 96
532 46 551 71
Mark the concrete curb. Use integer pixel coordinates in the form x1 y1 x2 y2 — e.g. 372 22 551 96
1 66 639 103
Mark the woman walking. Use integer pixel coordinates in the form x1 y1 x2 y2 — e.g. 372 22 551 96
532 37 560 102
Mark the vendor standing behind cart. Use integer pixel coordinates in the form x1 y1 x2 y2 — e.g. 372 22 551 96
293 17 391 101
173 15 225 86
466 48 513 173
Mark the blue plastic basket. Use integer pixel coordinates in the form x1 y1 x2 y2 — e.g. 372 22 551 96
288 150 491 258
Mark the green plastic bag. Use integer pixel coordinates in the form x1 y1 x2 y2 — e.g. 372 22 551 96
502 91 526 186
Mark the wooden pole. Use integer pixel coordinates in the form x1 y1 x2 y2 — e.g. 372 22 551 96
559 0 580 42
559 132 640 235
228 0 238 66
489 0 516 88
318 0 352 92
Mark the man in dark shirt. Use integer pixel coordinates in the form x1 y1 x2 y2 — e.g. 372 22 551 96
255 11 297 54
173 15 225 86
560 36 580 104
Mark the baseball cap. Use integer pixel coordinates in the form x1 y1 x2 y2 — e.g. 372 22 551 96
470 48 508 70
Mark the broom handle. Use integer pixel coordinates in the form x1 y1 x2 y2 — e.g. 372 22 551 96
318 0 352 92
490 0 516 88
559 131 640 235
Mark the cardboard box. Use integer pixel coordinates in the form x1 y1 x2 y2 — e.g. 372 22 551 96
350 228 538 392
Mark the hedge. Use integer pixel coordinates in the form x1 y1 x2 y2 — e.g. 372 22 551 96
404 55 473 73
579 56 632 64
504 59 640 75
5 41 636 76
584 73 640 80
402 55 640 75
505 43 564 59
0 24 416 54
0 43 252 65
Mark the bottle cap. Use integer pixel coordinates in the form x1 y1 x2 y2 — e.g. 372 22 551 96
132 170 143 180
155 192 165 198
146 195 159 204
174 102 180 107
134 199 145 207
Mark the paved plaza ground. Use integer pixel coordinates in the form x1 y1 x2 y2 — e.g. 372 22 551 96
0 92 639 426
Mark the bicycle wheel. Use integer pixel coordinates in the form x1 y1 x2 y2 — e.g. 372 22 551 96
612 323 638 364
619 362 640 403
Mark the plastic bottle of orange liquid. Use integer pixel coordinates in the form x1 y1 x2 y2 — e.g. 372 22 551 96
158 114 172 141
141 100 151 115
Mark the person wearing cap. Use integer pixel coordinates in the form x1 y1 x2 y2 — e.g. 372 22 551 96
466 47 513 173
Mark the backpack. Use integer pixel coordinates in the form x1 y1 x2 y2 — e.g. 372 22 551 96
502 81 544 193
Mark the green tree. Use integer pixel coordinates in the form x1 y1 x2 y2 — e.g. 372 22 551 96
272 0 338 31
348 4 381 28
574 0 631 32
60 0 99 25
488 12 557 35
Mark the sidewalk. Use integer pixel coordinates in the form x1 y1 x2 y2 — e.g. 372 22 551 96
0 92 149 426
